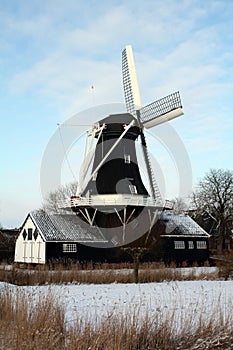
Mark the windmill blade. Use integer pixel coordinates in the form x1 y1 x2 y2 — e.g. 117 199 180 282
122 45 142 114
139 91 183 129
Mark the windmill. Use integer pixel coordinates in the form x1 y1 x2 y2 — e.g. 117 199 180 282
70 45 183 247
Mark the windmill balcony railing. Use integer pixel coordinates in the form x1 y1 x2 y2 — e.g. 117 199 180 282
68 194 163 208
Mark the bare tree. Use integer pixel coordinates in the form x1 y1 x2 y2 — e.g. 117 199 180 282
43 182 77 213
192 169 233 253
170 197 189 214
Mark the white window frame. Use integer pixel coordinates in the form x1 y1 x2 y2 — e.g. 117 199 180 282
63 243 77 253
188 241 194 249
124 154 131 164
196 241 207 249
174 241 185 249
129 184 137 194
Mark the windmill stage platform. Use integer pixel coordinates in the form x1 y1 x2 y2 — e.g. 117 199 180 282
70 194 162 210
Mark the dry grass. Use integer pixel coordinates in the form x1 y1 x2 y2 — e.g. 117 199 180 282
0 285 233 350
0 262 218 286
0 286 65 349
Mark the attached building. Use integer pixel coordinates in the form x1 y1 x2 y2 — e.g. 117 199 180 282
14 210 108 265
14 210 210 266
158 213 210 264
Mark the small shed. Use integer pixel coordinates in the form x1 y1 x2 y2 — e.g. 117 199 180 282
14 210 108 265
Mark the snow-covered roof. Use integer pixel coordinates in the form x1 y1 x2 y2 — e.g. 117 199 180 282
30 210 107 243
25 211 208 243
161 213 210 237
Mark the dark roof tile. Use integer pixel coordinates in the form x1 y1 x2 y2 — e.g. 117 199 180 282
161 213 209 237
30 210 107 242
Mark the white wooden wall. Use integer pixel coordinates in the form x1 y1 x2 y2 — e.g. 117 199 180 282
14 215 46 264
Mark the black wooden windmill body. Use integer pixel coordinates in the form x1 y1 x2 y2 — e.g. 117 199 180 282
71 45 183 247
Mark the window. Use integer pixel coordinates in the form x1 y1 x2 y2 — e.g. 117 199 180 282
196 241 207 249
33 228 39 241
63 243 77 253
28 228 33 241
22 229 27 240
188 241 194 249
124 154 131 163
174 241 185 249
129 185 137 194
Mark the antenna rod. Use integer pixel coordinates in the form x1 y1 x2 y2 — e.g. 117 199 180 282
91 85 95 106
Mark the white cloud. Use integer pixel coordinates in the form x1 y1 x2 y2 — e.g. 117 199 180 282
9 54 122 116
7 0 233 154
1 0 233 228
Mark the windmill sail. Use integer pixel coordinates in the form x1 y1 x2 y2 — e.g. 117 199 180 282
122 45 183 128
139 91 183 129
122 45 142 114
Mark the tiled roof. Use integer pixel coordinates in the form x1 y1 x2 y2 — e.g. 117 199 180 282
29 210 208 242
161 213 210 237
30 210 107 243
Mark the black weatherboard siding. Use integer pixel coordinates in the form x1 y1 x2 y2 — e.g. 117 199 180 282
82 113 149 196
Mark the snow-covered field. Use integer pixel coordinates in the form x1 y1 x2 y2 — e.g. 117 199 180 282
1 278 233 329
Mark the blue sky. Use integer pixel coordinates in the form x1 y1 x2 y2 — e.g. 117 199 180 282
0 0 233 227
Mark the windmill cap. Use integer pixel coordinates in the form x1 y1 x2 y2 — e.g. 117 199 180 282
98 113 139 126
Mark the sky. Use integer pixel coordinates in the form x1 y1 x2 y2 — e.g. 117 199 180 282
0 0 233 228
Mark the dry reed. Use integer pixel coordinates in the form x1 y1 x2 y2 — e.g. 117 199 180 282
0 263 218 286
0 285 233 350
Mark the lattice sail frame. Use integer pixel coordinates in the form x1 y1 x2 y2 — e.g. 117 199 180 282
122 45 183 128
122 45 142 114
139 91 183 129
